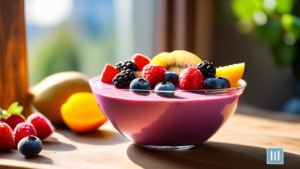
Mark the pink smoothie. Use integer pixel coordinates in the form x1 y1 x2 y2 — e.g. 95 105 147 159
90 77 245 146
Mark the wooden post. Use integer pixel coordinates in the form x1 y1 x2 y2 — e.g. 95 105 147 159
0 0 30 117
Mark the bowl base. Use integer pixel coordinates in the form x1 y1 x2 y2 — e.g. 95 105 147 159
137 144 195 150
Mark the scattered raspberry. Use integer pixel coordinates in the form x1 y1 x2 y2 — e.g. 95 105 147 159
142 64 166 86
131 53 151 70
1 115 26 130
179 67 204 90
27 114 54 140
100 64 120 83
0 123 15 150
13 122 37 147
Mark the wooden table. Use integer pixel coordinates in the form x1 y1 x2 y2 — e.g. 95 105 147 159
1 108 300 169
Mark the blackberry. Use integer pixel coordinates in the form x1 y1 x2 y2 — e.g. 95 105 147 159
115 60 138 72
115 62 123 71
113 69 136 88
196 61 216 77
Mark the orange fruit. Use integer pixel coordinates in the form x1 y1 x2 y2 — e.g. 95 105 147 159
215 63 245 87
61 92 107 132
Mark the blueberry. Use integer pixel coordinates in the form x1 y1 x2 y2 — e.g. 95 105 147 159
18 136 43 158
130 78 151 90
217 77 230 88
203 77 229 89
163 71 179 84
154 81 175 97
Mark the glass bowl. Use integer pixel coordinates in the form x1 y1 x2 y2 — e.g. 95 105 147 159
89 76 247 150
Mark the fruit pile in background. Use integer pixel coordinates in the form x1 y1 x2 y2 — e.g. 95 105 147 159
61 92 107 133
0 102 53 157
100 50 245 96
29 71 107 133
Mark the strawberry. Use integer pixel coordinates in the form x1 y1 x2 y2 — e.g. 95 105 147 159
14 122 37 147
100 64 120 83
0 102 25 130
131 53 151 70
179 67 204 90
142 64 166 86
0 123 15 150
27 114 54 140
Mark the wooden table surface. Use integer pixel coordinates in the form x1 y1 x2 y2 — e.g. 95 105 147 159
1 108 300 169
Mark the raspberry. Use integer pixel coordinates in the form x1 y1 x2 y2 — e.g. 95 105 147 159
179 67 204 90
0 123 15 150
131 53 151 70
100 64 120 83
196 61 216 77
142 64 166 86
27 114 54 140
13 122 37 146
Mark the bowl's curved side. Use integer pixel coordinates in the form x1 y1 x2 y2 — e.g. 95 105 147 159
91 87 244 146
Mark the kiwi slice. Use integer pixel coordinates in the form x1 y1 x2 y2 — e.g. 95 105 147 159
150 50 202 75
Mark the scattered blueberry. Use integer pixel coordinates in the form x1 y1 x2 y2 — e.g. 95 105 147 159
164 71 179 84
18 136 43 158
154 81 175 97
217 77 230 88
203 77 230 89
130 78 151 90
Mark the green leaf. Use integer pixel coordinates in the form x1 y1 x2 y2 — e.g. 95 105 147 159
0 110 12 120
7 102 19 114
276 0 294 13
256 18 281 44
14 106 23 116
263 0 277 15
232 0 264 20
281 14 293 30
281 14 300 38
270 43 295 66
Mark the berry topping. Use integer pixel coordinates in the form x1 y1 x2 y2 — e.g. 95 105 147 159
0 123 15 150
154 81 175 97
0 102 25 130
27 114 54 140
142 64 166 86
163 71 179 85
13 122 37 147
179 67 204 90
100 64 120 83
113 69 136 88
203 77 231 89
131 53 151 70
115 60 138 72
218 77 231 88
196 61 216 78
130 78 151 90
18 136 43 158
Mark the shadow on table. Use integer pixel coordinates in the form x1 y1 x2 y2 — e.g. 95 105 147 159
127 142 300 169
236 107 300 123
56 128 128 145
43 142 77 151
0 150 53 165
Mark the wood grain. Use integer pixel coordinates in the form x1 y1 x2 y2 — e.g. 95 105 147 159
0 110 300 169
0 0 30 117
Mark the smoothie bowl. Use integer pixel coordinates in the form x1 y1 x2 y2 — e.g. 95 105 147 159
90 50 246 150
90 77 246 150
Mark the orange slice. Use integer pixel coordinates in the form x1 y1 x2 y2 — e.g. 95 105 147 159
215 63 245 87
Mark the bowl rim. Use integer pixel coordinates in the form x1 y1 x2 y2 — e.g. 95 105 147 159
89 76 247 94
